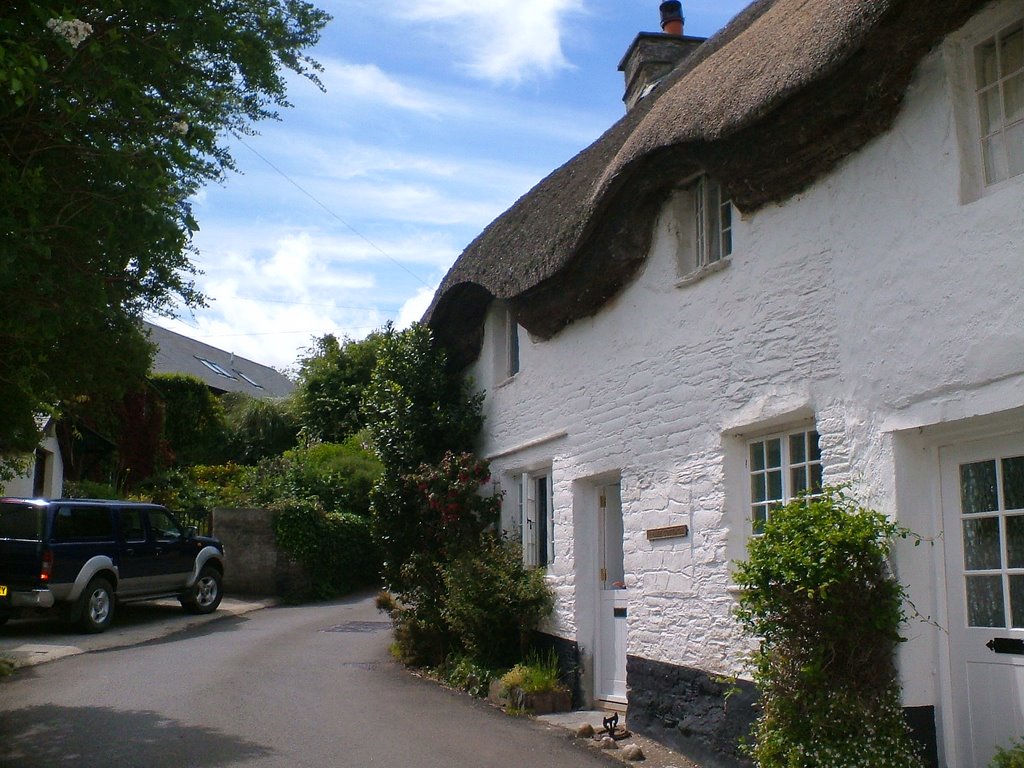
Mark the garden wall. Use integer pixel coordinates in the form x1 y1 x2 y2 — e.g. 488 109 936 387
212 507 308 597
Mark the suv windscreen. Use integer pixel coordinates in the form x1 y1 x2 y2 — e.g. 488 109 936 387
0 503 45 540
52 506 114 541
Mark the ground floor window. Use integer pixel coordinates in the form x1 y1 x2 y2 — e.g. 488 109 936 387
748 428 822 533
515 470 554 567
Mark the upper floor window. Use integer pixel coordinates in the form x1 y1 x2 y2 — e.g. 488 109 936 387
492 303 520 382
672 175 733 281
749 428 822 534
975 18 1023 185
506 307 520 377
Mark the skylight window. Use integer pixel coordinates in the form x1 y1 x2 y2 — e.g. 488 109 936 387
234 370 263 389
195 356 236 379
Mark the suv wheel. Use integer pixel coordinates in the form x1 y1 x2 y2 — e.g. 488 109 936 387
180 566 222 615
79 577 115 633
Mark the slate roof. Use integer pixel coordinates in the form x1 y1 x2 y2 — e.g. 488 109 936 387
426 0 986 369
144 322 295 398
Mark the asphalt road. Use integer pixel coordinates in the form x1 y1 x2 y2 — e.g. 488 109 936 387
0 594 623 768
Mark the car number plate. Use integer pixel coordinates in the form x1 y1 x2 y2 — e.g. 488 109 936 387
0 586 7 597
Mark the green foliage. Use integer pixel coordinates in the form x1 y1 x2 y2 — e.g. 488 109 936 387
376 453 500 665
295 333 383 444
272 497 378 600
442 536 553 669
221 393 299 464
437 654 496 698
733 488 922 767
499 649 565 695
245 436 382 516
363 323 483 476
374 456 551 670
0 0 329 454
134 466 233 513
0 657 14 677
63 480 121 500
992 739 1024 768
150 374 228 466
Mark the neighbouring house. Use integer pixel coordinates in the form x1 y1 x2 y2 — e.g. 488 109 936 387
1 415 64 498
144 321 295 398
425 1 1023 766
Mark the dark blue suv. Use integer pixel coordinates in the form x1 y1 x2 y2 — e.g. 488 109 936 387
0 498 225 632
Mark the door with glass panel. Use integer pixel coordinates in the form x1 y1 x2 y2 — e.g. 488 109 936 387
941 436 1024 768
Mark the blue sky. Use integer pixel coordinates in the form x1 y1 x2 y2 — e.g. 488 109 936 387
149 0 750 372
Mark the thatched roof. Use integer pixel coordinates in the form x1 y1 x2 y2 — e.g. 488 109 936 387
427 0 986 369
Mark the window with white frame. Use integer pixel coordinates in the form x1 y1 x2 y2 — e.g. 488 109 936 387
974 17 1024 186
672 175 733 279
506 307 520 377
493 304 520 382
515 470 554 567
748 428 822 534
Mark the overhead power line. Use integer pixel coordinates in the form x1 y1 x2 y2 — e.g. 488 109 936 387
237 136 434 289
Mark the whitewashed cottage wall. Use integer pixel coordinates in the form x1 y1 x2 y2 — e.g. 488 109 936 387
468 5 1023 764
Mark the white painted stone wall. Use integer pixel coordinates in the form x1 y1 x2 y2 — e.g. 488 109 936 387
467 1 1023 725
2 426 63 498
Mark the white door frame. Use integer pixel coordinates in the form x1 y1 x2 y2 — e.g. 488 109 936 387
595 482 627 705
940 433 1024 767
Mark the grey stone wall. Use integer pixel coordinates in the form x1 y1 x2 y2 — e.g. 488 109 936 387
626 655 757 768
211 508 308 597
627 655 938 768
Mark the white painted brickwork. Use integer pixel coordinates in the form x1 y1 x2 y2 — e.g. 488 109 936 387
469 10 1023 716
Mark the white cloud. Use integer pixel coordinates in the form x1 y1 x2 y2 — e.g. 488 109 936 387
397 285 441 328
396 0 585 84
320 60 447 115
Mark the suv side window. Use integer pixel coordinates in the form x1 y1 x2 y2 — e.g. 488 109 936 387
52 506 114 542
147 509 183 542
119 508 146 542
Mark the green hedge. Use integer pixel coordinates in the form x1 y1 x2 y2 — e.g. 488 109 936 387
272 498 379 600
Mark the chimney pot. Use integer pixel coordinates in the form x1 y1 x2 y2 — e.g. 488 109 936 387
659 1 683 36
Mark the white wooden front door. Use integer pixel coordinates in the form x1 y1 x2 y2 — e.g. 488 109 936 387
942 435 1024 767
596 484 627 704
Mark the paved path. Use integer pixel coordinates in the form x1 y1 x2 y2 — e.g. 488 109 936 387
0 596 274 668
0 593 699 768
0 594 643 768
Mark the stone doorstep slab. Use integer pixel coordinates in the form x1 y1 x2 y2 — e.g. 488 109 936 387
0 597 275 669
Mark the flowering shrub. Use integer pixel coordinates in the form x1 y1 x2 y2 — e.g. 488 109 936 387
733 488 923 767
373 453 548 667
405 452 499 557
46 18 93 48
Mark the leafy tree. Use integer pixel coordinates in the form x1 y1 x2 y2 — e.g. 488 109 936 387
221 392 298 464
295 332 383 444
150 374 227 466
362 323 484 591
363 323 483 476
0 0 329 455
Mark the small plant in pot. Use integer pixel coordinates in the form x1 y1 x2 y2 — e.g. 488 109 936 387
497 649 571 715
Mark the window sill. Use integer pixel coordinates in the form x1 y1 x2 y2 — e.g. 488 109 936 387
675 257 730 288
494 373 518 389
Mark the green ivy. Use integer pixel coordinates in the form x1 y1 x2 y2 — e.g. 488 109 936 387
733 487 923 767
272 497 378 600
150 374 228 466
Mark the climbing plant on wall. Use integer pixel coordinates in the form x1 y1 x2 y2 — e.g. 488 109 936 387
732 487 923 767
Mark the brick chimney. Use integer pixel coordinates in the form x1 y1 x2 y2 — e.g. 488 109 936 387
618 1 704 111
